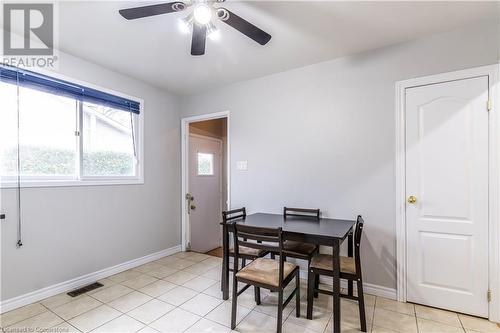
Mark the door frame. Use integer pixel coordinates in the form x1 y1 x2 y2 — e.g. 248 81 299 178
181 111 230 252
394 64 500 321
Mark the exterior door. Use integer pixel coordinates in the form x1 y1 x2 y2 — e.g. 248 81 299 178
188 134 222 253
406 76 489 317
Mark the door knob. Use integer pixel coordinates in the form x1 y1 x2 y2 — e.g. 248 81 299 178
407 196 417 204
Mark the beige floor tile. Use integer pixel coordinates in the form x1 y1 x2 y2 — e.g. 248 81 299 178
145 266 178 279
52 295 102 320
253 293 295 318
6 311 64 330
415 304 462 327
376 297 414 316
285 301 331 333
417 318 465 333
236 310 279 333
184 252 212 262
371 326 400 333
340 298 374 330
121 274 158 290
150 308 201 333
87 278 117 295
91 314 145 332
184 262 214 275
172 252 192 259
183 276 219 292
205 301 252 328
459 314 500 332
163 271 198 285
203 283 225 300
137 326 161 333
108 270 143 283
127 299 175 324
157 286 199 306
326 315 373 333
108 291 152 312
138 280 176 297
373 308 417 333
91 284 134 303
203 257 223 268
185 318 232 333
230 287 270 310
154 256 180 266
51 321 81 333
164 259 197 270
69 305 121 332
181 293 223 316
201 266 223 281
41 292 81 309
133 263 164 274
0 303 46 327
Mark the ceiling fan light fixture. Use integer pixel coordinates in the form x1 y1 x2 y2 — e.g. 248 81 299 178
206 21 220 41
193 3 212 25
178 13 193 33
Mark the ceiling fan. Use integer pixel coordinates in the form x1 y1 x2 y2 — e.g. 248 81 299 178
119 0 272 56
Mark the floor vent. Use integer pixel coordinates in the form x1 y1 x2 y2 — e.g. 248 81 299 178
67 282 104 297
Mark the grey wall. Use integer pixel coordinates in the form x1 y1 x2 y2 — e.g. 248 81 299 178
0 52 181 301
180 21 499 290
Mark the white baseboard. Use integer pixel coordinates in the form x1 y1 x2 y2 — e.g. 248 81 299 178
299 270 397 300
0 245 182 314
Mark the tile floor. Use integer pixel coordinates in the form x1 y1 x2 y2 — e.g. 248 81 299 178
2 251 500 333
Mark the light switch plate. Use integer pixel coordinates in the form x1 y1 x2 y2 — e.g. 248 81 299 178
236 161 248 171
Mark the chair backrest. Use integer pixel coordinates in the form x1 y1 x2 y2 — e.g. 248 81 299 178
232 224 286 283
222 207 246 224
283 207 320 220
354 215 364 265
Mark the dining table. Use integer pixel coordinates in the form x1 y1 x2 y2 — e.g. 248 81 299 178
221 212 356 333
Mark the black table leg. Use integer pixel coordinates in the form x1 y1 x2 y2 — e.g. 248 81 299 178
332 239 341 333
347 231 353 296
222 224 230 300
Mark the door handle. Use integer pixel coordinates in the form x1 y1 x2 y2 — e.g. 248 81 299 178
186 193 195 214
190 204 196 210
407 196 417 204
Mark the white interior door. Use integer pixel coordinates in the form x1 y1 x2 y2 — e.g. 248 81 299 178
188 134 222 253
406 76 489 317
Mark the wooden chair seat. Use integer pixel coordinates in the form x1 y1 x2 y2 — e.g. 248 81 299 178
310 254 356 275
230 245 267 257
283 241 318 257
236 258 297 287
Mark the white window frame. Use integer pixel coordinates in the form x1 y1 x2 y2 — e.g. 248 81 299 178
0 69 144 188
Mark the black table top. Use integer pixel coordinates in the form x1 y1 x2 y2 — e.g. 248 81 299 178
230 213 356 242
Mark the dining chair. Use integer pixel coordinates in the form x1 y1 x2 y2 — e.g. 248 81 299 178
306 215 366 332
280 207 321 294
222 207 270 268
231 224 300 333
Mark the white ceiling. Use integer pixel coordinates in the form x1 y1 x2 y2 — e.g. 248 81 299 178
54 1 498 95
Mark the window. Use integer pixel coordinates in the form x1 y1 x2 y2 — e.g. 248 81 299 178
0 66 142 187
197 153 214 176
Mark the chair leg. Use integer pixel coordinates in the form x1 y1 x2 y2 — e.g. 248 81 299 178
241 258 246 268
357 278 367 332
307 270 314 320
271 253 275 260
348 280 353 296
231 277 238 329
295 272 300 318
254 286 261 305
277 290 284 333
314 273 319 298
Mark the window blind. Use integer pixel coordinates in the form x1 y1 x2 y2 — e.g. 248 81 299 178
0 65 140 114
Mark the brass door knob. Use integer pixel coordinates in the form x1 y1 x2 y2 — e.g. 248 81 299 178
407 196 417 204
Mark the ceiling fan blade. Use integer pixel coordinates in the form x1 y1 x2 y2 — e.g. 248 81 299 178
119 2 185 20
218 8 271 45
191 23 207 56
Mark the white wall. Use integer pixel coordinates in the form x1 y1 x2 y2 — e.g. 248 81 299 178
180 21 499 290
0 52 181 301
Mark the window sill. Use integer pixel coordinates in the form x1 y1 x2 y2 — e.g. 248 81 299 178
0 178 144 189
